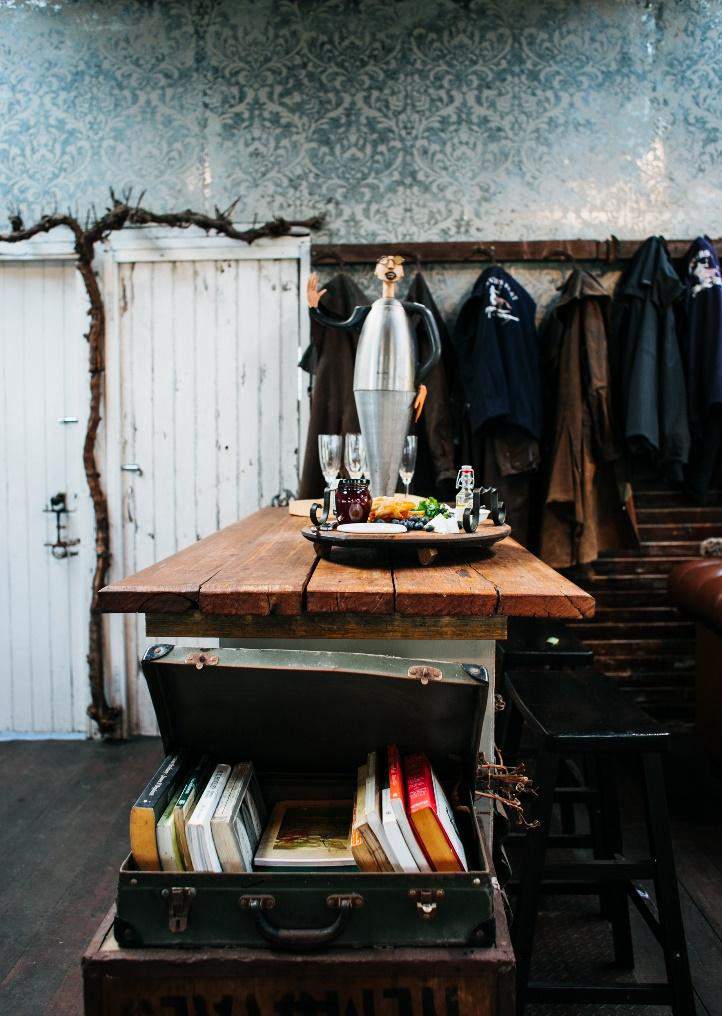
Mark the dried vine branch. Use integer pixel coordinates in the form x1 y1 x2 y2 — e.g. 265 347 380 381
475 750 539 830
0 192 323 735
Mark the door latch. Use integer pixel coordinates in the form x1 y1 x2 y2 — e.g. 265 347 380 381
162 886 196 932
408 888 444 920
43 492 80 559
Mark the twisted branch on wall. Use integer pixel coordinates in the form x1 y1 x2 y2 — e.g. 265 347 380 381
0 192 324 736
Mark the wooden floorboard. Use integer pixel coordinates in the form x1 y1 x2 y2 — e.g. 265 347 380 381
0 737 719 1015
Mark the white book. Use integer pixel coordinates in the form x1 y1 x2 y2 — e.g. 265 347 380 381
210 762 256 873
157 788 184 872
187 763 231 872
365 751 402 872
387 745 431 872
381 787 419 872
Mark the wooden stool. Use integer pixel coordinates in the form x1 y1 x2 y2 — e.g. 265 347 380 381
505 669 695 1016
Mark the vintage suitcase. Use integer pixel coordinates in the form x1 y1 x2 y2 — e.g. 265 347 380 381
115 644 494 951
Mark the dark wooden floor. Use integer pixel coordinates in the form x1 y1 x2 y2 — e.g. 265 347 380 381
0 737 720 1015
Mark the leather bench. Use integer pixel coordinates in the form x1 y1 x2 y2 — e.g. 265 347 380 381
669 558 722 762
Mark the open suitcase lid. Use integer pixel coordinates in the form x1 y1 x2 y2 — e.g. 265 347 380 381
142 645 488 783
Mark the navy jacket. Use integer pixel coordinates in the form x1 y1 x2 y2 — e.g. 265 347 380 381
610 236 689 480
452 267 541 440
681 236 722 440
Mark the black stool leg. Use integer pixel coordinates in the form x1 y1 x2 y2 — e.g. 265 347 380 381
585 756 610 919
597 755 634 968
503 697 524 763
512 747 559 1015
557 758 577 835
642 753 696 1016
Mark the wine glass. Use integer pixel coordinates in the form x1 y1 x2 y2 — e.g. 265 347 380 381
344 433 366 480
318 433 342 489
399 435 417 496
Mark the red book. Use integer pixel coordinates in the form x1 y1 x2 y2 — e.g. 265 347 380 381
404 753 468 872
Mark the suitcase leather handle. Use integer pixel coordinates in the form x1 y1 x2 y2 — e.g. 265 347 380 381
239 894 363 951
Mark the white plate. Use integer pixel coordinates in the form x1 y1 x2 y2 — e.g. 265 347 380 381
337 522 407 535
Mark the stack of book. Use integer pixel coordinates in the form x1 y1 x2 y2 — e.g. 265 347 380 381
129 747 468 874
130 755 266 873
352 747 468 873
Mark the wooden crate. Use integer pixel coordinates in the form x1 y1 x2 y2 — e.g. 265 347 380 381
83 888 514 1016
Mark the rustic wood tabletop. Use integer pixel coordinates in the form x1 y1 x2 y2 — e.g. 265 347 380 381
98 508 594 641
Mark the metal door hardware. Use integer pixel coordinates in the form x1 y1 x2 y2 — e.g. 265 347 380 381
162 886 196 933
57 416 78 424
43 492 80 559
185 652 219 669
408 888 444 920
121 463 143 474
408 664 443 685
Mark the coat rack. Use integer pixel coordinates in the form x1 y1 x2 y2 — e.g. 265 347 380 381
311 237 721 266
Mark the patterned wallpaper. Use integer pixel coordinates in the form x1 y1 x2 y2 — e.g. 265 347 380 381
1 0 721 249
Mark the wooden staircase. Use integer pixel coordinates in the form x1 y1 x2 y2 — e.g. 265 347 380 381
568 488 722 731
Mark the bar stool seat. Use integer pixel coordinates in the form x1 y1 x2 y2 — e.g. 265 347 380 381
505 668 695 1016
507 669 666 751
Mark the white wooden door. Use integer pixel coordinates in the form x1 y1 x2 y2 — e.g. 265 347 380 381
103 230 310 735
0 241 94 734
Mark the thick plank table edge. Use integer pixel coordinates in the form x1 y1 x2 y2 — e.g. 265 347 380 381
145 611 509 641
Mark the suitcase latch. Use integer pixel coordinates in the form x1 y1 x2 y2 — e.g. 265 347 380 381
408 665 443 685
162 887 196 932
409 888 444 920
185 652 219 670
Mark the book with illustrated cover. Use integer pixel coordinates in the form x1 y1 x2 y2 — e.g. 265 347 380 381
255 800 355 870
387 744 431 872
157 787 184 872
365 751 401 872
173 754 211 871
187 763 231 872
130 753 185 871
210 762 260 873
404 753 468 872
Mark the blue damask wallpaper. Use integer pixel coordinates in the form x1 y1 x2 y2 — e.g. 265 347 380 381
1 0 720 244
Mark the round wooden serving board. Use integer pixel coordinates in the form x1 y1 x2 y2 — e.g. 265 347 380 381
301 520 512 566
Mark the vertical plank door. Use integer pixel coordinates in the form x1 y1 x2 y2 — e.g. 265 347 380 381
0 251 94 734
103 231 309 734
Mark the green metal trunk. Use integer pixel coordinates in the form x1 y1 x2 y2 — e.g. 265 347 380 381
115 645 495 951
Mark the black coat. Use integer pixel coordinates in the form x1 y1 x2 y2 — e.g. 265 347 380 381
610 236 689 482
681 236 722 440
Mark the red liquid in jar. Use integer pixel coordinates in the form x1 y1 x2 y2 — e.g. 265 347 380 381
335 478 372 524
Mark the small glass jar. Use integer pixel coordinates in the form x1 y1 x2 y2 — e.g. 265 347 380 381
334 478 372 524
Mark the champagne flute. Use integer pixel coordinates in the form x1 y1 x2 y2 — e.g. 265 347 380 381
399 435 417 496
344 433 365 480
318 434 342 513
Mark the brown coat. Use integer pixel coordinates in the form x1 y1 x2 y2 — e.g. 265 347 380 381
298 274 369 498
540 270 637 568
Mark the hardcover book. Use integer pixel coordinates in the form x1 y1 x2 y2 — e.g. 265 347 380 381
210 762 259 873
387 744 430 872
130 753 185 871
173 754 211 870
381 757 419 873
255 800 355 870
157 788 184 872
187 763 231 872
404 753 468 872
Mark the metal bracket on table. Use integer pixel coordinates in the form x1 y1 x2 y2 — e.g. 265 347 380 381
310 484 336 529
463 486 506 532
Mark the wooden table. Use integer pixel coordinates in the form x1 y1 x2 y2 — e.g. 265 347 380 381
95 508 592 1014
99 507 594 640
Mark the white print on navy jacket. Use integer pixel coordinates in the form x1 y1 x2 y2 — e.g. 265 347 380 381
485 278 520 322
689 250 722 297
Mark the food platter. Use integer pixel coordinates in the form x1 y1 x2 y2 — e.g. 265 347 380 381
301 519 512 566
